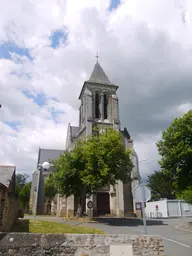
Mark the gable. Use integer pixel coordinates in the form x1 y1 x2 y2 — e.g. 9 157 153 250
70 126 79 138
0 165 16 188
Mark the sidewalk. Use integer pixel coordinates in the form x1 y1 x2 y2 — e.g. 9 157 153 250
186 222 192 231
175 222 192 233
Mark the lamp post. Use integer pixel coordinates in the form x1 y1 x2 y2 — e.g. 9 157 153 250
138 158 148 234
34 161 50 219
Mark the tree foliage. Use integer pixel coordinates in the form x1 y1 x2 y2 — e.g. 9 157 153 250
16 173 30 211
178 187 192 204
44 175 57 199
157 110 192 192
16 173 29 195
52 128 133 215
147 170 176 201
19 182 31 210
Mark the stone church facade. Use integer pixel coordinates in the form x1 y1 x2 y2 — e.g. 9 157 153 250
62 61 140 217
30 61 140 218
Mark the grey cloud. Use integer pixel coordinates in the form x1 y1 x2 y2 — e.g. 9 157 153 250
28 7 192 142
2 2 192 176
59 10 192 141
99 28 192 138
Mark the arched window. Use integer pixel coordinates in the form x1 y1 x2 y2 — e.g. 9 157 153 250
82 97 85 119
104 94 108 119
95 93 100 119
79 106 81 125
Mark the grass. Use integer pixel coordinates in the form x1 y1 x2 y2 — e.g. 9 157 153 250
63 217 97 222
11 219 105 234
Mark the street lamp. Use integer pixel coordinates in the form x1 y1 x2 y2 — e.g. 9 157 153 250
138 157 148 234
138 158 147 182
34 161 50 219
42 161 50 170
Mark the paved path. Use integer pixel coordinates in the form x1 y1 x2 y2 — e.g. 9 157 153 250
25 216 192 256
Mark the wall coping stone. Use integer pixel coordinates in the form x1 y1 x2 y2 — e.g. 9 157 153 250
0 233 164 256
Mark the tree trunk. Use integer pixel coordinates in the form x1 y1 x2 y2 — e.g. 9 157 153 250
76 190 86 217
76 203 83 217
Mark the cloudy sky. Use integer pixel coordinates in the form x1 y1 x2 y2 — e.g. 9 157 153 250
0 0 192 178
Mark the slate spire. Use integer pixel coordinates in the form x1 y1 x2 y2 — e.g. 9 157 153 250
87 61 112 85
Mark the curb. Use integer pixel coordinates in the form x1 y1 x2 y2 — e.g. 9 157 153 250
175 224 192 233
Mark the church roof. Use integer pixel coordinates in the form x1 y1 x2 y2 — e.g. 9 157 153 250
87 61 112 85
0 165 16 188
79 61 118 99
37 148 65 166
70 126 79 138
121 128 131 140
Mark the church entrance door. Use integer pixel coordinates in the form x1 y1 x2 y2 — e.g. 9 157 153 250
97 192 110 216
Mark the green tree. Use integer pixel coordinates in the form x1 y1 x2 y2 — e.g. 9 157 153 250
178 187 192 204
19 182 31 212
147 170 176 201
44 174 57 199
16 173 29 195
157 110 192 192
53 128 133 216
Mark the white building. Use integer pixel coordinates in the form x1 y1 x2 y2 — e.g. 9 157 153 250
145 199 192 218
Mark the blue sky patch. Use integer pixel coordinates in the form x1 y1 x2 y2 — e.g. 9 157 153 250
51 109 65 123
108 0 120 11
0 42 32 60
23 90 59 108
23 90 47 106
50 30 68 48
11 71 32 80
5 121 22 131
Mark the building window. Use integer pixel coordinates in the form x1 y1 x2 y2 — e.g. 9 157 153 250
79 106 81 125
104 94 108 119
82 98 85 120
95 93 100 119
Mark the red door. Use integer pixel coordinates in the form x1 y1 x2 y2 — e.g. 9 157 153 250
97 192 110 216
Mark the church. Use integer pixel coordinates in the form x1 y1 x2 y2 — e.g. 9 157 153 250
30 58 140 217
59 59 140 217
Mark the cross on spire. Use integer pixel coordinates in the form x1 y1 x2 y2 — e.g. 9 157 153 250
95 52 100 62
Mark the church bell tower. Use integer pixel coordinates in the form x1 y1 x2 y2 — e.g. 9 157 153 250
78 58 121 137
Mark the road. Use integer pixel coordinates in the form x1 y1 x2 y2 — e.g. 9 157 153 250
26 216 192 256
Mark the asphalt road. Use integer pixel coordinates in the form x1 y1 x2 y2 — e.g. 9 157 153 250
26 216 192 256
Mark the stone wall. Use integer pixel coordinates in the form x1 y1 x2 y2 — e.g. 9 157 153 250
0 233 164 256
0 194 20 232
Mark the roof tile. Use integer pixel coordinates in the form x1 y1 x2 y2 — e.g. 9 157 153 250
87 62 112 85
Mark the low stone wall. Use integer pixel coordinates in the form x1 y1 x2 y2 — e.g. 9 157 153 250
0 233 164 255
0 195 20 232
